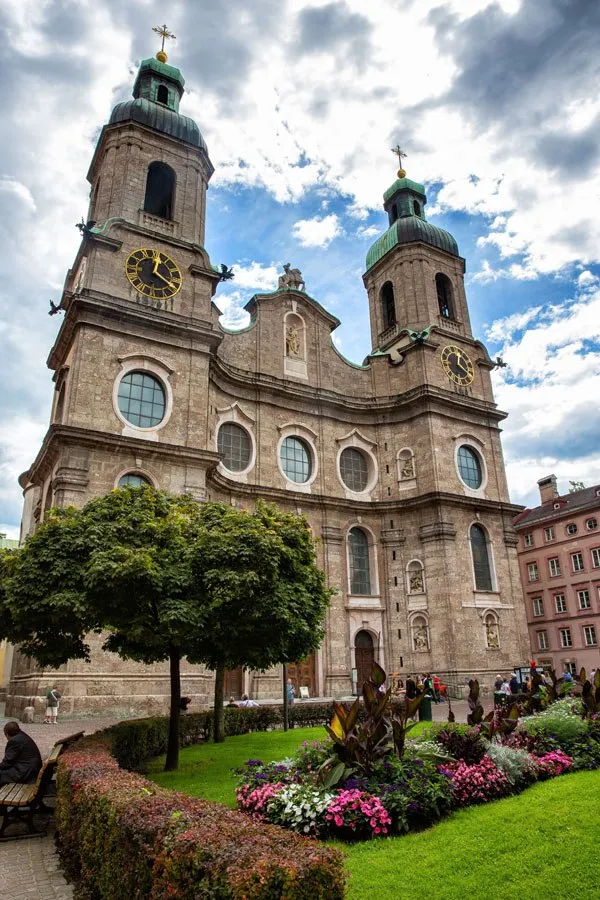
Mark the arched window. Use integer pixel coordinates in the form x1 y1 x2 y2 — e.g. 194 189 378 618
143 162 175 220
348 527 371 595
42 484 53 521
118 473 150 488
380 281 396 330
339 447 369 492
156 84 169 105
117 371 166 428
436 273 454 319
218 423 252 473
280 435 312 484
457 445 483 489
470 524 493 591
413 200 421 217
354 630 375 690
55 382 66 424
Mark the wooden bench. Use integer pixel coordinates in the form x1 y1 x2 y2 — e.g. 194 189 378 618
0 731 84 839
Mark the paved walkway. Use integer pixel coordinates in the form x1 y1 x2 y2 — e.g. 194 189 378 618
0 717 120 900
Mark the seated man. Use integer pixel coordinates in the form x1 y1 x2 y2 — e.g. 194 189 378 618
237 694 259 708
0 721 43 786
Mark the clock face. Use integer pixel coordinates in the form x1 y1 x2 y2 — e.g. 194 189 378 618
441 344 475 387
125 248 182 301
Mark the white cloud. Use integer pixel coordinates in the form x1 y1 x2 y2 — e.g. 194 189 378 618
215 290 252 331
356 224 380 240
485 306 543 343
292 214 342 248
0 176 37 211
230 261 279 291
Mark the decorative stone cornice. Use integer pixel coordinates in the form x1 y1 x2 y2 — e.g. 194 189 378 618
380 528 406 545
321 526 343 543
503 528 519 548
419 521 457 543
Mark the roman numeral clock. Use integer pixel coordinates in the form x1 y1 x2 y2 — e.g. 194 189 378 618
125 248 182 306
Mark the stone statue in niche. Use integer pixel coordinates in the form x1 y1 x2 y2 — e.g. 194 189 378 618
401 455 415 479
413 626 429 652
286 325 301 357
486 621 500 648
278 263 305 292
409 569 424 593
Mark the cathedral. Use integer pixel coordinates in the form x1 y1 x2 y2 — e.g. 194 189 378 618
7 46 529 717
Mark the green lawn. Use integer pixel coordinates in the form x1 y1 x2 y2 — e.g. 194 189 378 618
148 728 600 900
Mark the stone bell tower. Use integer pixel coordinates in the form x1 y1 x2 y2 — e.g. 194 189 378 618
8 35 223 718
363 151 472 352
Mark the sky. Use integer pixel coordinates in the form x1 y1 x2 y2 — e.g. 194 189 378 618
1 0 600 538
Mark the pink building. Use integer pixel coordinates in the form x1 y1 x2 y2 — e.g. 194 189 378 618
513 476 600 675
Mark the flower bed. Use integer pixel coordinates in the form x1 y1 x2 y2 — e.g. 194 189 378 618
234 700 598 843
56 726 346 899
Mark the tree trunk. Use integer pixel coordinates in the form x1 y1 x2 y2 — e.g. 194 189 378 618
165 647 181 771
283 663 289 731
214 662 225 743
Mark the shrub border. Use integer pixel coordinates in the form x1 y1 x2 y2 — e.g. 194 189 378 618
56 711 346 899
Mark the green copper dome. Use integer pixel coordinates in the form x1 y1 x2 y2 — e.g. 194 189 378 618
108 57 207 151
365 174 459 271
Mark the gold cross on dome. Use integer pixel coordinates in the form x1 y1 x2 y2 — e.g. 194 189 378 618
152 23 176 52
391 144 407 167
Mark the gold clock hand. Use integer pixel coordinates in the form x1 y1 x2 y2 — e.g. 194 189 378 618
152 252 161 275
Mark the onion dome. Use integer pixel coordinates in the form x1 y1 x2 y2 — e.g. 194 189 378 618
109 56 207 152
366 174 459 271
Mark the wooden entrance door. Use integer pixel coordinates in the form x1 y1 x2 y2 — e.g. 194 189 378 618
287 653 316 699
224 667 243 699
354 630 375 693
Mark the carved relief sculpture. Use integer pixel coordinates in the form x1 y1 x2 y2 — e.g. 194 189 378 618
413 625 429 652
409 569 424 593
486 621 500 648
278 263 305 292
401 456 415 479
286 325 301 357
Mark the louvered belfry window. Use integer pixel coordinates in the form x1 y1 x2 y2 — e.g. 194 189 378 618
470 524 492 591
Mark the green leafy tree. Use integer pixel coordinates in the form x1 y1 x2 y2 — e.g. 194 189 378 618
0 489 331 763
190 501 332 742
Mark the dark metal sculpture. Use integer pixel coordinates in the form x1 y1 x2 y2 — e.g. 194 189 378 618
217 264 235 282
48 300 62 316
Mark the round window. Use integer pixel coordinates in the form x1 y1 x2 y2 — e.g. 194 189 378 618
587 517 598 531
218 423 252 472
280 436 312 484
340 447 369 492
457 445 483 489
118 371 165 428
118 473 150 488
566 523 578 536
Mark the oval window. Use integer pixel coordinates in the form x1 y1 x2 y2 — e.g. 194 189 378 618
118 371 165 428
340 447 369 492
118 473 150 488
280 436 312 484
217 423 252 472
457 445 483 489
566 523 577 536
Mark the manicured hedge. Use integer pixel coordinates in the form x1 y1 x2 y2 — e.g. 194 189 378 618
56 720 346 899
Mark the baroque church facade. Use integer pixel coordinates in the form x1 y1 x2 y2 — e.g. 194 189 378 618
7 51 529 717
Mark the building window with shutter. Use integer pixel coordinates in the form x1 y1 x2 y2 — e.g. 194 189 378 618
528 562 539 582
591 548 600 568
559 628 572 648
537 630 548 650
524 533 534 547
549 557 561 577
571 552 584 572
577 590 591 610
584 625 597 646
532 597 544 617
554 594 567 614
544 527 555 542
470 524 493 591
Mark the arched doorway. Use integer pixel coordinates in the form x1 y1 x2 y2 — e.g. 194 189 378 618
287 653 316 699
354 630 375 692
224 667 243 699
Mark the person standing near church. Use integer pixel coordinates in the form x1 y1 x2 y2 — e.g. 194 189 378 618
44 685 62 724
287 678 296 706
